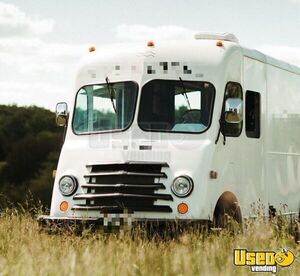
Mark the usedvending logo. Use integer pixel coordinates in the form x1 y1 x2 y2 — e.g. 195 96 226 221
233 248 295 274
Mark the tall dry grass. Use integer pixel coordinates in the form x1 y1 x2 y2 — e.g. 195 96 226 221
0 209 299 276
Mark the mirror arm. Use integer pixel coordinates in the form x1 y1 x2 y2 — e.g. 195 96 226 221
215 119 221 144
62 115 68 143
215 92 229 146
215 117 226 145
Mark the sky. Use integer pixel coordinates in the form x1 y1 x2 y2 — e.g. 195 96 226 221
1 0 300 110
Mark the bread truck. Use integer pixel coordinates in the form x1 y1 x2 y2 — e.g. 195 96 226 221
38 32 300 229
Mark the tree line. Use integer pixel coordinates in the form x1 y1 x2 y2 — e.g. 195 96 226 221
0 105 63 208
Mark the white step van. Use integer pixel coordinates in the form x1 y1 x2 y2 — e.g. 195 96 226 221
39 33 300 228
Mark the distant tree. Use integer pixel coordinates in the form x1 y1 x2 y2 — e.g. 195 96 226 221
27 151 60 207
0 105 60 160
0 105 63 208
1 131 61 185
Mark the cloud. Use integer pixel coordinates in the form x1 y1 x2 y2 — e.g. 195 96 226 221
0 37 87 73
0 2 55 37
114 24 196 42
290 0 300 4
256 45 300 67
0 36 89 109
0 81 68 108
0 2 89 109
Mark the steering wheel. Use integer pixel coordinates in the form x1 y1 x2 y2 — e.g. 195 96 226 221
181 109 201 123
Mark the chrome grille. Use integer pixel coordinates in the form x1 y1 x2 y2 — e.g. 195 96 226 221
72 162 173 213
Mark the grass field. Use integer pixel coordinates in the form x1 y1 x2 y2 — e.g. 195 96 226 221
0 209 299 276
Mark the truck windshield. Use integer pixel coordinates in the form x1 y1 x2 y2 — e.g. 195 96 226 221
138 80 215 133
73 81 138 134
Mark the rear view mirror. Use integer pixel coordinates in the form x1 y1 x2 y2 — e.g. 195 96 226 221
224 98 242 123
56 102 68 127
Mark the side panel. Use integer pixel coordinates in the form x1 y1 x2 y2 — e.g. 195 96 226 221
207 49 246 218
266 65 300 214
208 55 268 220
242 57 267 215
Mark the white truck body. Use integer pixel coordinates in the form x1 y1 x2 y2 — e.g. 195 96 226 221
44 33 300 225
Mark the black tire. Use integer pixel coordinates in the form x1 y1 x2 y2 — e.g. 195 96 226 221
213 192 242 230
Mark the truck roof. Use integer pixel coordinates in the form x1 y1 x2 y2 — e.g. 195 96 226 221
77 32 300 76
242 47 300 75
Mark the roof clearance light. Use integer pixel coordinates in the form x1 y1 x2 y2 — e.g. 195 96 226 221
147 41 155 47
216 41 223 47
89 46 96 52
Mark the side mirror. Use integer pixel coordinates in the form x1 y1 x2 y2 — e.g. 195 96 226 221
224 98 243 123
56 102 68 127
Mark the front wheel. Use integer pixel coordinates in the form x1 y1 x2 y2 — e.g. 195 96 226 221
213 193 242 232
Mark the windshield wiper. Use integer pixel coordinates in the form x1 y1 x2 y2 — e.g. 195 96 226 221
179 77 191 109
105 76 117 114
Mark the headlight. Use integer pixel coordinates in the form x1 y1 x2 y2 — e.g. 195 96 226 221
59 175 78 196
171 176 193 198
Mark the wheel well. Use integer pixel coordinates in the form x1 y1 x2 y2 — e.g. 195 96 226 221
213 191 242 224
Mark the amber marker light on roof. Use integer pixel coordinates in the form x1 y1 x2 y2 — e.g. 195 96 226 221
216 41 223 47
60 201 69 212
177 202 188 214
147 41 155 47
89 46 96 52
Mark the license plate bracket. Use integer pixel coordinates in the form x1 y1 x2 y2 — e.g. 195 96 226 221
100 213 134 229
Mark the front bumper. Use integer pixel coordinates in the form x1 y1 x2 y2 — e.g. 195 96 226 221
37 215 210 231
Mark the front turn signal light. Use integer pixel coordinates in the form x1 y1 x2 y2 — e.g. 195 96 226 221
60 201 69 212
177 203 188 214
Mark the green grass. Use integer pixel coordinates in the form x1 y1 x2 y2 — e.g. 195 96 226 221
0 210 299 276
